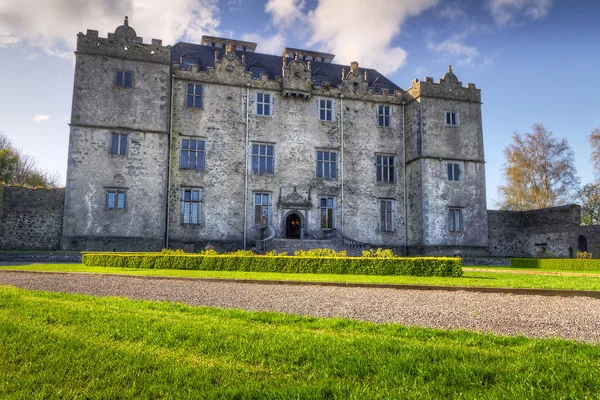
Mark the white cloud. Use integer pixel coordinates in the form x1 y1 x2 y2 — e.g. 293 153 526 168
0 0 220 59
33 114 50 122
265 0 305 26
305 0 440 75
427 34 479 65
241 32 286 55
488 0 553 26
436 2 468 21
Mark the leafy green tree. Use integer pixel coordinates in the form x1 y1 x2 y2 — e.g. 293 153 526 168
577 183 600 225
497 124 579 210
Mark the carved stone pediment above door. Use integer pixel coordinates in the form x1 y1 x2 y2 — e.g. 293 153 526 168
278 186 312 209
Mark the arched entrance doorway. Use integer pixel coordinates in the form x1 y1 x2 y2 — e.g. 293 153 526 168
578 235 588 253
286 213 302 239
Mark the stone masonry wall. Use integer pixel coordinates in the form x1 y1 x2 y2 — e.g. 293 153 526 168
0 185 65 250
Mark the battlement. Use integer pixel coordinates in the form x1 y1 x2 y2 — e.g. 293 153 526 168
76 17 170 64
406 66 480 103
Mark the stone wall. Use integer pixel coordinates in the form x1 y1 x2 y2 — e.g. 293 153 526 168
488 205 582 258
0 185 65 250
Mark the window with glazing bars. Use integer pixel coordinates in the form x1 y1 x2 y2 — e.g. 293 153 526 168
110 133 127 155
448 208 463 232
316 150 337 179
251 67 266 80
447 163 461 181
256 93 271 116
376 155 395 183
180 139 205 169
377 105 390 127
106 190 126 210
380 199 395 232
254 193 271 227
319 99 333 121
181 58 197 70
181 188 201 224
320 196 336 229
252 144 274 174
446 111 459 125
187 84 202 108
116 71 132 88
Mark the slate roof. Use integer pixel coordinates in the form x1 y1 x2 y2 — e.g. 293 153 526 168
171 42 403 92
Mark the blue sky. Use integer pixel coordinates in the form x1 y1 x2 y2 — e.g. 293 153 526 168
0 0 598 208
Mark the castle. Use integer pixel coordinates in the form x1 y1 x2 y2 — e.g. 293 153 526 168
59 17 489 255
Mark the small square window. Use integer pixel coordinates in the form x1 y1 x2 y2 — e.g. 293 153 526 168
319 99 333 121
448 208 463 232
377 105 391 127
106 189 127 210
314 75 328 88
251 67 266 80
256 92 272 116
180 139 205 169
116 71 132 88
187 84 202 108
110 133 127 155
182 58 197 70
447 162 461 181
446 111 459 126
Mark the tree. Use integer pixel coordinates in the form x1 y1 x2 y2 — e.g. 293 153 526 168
497 124 579 210
577 183 600 225
590 128 600 177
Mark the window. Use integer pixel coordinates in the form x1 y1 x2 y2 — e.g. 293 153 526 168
377 105 390 127
320 196 336 229
448 208 463 232
314 75 328 88
374 83 389 94
380 199 395 232
316 150 338 179
376 155 395 183
254 193 271 227
181 188 201 224
106 189 126 210
181 58 197 70
251 67 266 80
256 92 272 116
252 144 274 175
446 111 459 126
110 133 127 155
319 99 333 121
187 84 202 108
116 71 132 88
180 139 205 169
447 162 461 181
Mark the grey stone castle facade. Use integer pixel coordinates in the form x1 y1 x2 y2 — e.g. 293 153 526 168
61 18 488 255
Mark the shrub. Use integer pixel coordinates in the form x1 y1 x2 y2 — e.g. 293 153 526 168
362 248 395 258
161 248 185 255
293 248 347 258
511 258 600 271
535 249 553 258
82 253 462 277
577 251 593 259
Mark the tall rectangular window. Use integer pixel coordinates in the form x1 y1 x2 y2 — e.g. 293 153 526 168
316 150 338 179
376 155 395 183
380 199 395 232
377 105 391 127
187 84 202 108
110 133 127 155
254 193 271 227
256 92 272 116
180 139 205 170
319 99 333 121
320 196 336 229
181 188 201 224
252 144 274 175
116 71 132 88
447 163 461 181
446 111 459 126
251 67 266 80
106 189 127 210
448 208 463 232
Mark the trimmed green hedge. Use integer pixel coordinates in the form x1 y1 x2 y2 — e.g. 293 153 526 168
82 253 462 277
511 258 600 271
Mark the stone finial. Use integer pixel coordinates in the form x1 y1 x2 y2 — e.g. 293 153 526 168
448 65 452 73
214 50 220 62
341 68 345 80
307 61 311 71
363 70 368 81
124 16 129 26
241 54 246 65
225 43 235 55
350 61 359 72
294 52 299 61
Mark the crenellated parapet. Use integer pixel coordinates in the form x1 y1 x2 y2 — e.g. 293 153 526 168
406 66 480 103
76 17 170 64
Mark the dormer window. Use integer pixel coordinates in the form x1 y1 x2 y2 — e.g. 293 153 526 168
182 58 197 70
251 67 266 80
374 83 389 94
314 76 328 88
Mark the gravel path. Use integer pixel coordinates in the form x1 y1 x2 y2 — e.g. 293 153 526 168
2 271 600 343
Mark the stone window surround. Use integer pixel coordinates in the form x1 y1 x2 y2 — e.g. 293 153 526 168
186 83 202 109
110 132 128 156
377 104 391 127
255 91 273 117
181 187 202 225
316 149 338 180
253 192 272 228
448 207 464 232
379 198 395 233
376 154 396 183
446 161 462 181
180 137 205 170
251 142 275 175
445 110 459 126
318 98 335 122
105 188 127 211
319 195 336 230
115 70 133 88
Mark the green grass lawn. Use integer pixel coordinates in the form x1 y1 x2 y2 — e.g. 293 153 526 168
1 286 599 399
3 263 600 291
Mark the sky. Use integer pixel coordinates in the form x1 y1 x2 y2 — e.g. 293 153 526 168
0 0 599 209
